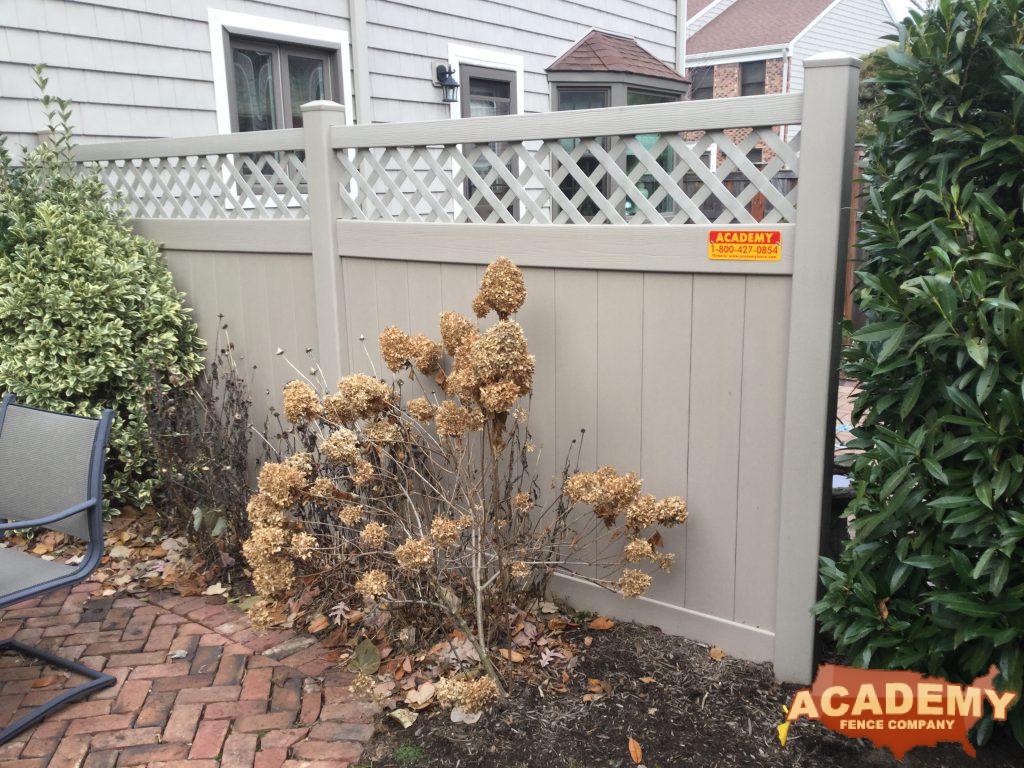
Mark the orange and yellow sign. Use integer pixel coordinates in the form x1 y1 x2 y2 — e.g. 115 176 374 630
708 230 781 261
783 664 1018 760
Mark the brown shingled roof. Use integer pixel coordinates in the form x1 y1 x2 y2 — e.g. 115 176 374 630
687 0 833 55
547 30 688 83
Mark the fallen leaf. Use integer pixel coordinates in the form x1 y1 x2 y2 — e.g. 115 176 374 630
348 639 382 675
450 704 482 724
389 708 418 729
583 636 593 647
639 676 656 684
709 646 727 662
628 736 643 765
877 597 890 622
202 582 228 596
587 617 616 631
108 545 132 559
405 681 436 710
539 601 559 614
32 674 64 688
167 649 190 660
498 649 525 663
307 614 330 634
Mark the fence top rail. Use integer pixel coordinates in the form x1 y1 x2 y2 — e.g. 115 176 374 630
329 93 803 149
73 128 304 162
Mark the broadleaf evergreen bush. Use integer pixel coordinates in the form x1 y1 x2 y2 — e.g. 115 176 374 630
0 68 204 506
816 0 1024 745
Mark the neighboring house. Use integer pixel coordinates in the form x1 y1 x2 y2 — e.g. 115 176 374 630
0 0 690 150
684 0 896 105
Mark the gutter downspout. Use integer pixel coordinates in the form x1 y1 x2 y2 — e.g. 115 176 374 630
676 0 687 75
349 0 372 124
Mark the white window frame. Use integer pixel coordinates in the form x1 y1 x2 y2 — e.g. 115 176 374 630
209 9 354 134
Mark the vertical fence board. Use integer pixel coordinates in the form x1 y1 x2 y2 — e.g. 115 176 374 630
640 273 693 606
733 276 791 631
684 274 746 618
343 258 383 376
517 268 558 499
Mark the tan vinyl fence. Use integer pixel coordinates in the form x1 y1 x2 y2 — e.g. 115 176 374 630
74 53 860 684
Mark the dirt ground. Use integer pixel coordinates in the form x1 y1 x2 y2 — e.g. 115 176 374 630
359 622 1023 768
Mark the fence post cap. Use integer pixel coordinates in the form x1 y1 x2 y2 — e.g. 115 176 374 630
300 100 346 113
804 52 862 70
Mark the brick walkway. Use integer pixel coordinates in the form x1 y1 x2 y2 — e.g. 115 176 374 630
0 584 379 767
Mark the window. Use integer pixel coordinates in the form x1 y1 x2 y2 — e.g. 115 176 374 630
460 65 518 220
556 89 609 219
689 66 714 100
228 36 339 131
740 61 766 97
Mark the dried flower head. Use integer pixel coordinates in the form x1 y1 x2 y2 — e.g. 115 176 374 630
321 428 360 465
291 532 317 561
471 293 490 319
252 556 296 597
360 521 388 549
479 379 521 414
285 451 314 479
248 600 279 629
439 312 476 356
471 321 534 396
406 397 437 422
513 492 532 515
511 561 531 580
247 493 286 528
444 362 481 402
364 419 405 445
338 504 365 526
394 537 433 570
352 459 374 486
477 257 527 319
243 525 290 561
431 514 471 547
336 374 394 421
409 335 442 374
355 569 389 599
618 568 653 598
624 494 659 530
435 676 464 707
564 467 642 525
258 462 306 508
435 400 484 437
379 326 413 372
322 393 355 425
461 676 501 713
282 380 323 423
656 496 688 526
624 538 656 563
350 672 377 697
308 477 340 501
656 553 675 573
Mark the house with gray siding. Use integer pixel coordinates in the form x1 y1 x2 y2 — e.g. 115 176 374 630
0 0 690 150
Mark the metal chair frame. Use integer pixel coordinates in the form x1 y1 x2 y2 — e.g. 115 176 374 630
0 394 115 745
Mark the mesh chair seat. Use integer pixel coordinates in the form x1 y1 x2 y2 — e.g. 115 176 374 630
0 547 79 603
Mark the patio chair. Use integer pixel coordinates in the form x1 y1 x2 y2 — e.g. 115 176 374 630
0 394 115 745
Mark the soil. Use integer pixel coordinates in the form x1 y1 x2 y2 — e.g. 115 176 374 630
359 622 1023 768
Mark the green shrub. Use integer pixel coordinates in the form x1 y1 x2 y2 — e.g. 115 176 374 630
815 0 1024 746
0 69 204 507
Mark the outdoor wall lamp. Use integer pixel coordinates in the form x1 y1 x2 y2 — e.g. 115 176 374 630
436 64 460 103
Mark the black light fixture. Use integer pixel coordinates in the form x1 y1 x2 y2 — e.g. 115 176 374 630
436 64 460 104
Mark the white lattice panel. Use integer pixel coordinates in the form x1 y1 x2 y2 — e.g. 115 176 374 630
81 152 309 219
335 128 800 225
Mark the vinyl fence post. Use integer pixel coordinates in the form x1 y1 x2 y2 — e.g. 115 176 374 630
301 100 349 386
773 53 860 683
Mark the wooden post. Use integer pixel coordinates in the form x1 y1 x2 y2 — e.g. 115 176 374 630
301 101 349 386
773 53 860 683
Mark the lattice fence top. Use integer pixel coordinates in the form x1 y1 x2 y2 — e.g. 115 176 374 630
334 127 800 225
80 151 309 219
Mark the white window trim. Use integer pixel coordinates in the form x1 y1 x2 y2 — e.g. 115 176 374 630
446 44 525 120
209 9 355 134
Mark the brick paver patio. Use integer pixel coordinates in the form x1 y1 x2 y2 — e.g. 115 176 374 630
0 584 378 767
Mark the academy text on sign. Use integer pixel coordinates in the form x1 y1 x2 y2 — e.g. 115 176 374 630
783 664 1018 760
708 230 781 261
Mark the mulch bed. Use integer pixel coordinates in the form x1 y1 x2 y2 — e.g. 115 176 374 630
360 622 1023 768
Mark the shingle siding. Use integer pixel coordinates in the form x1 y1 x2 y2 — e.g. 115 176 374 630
788 0 894 93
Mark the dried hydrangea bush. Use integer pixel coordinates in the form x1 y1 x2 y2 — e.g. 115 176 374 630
242 257 687 701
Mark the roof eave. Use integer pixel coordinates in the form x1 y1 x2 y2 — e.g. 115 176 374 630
686 43 790 66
